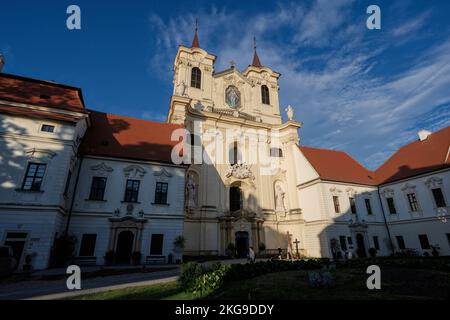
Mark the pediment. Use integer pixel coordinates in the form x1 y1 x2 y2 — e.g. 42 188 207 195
123 165 147 178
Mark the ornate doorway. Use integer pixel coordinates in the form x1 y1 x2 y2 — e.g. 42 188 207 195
116 231 134 264
356 233 367 258
235 231 249 258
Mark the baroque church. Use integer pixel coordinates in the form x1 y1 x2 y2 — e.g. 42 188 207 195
0 29 449 270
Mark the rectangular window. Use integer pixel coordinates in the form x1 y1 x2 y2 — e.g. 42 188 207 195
347 237 353 245
41 124 55 133
386 197 397 214
154 182 168 204
373 236 380 250
64 171 72 196
396 236 406 250
270 148 283 157
349 197 357 214
79 234 97 257
365 199 373 215
333 196 341 213
150 234 164 255
89 177 107 201
22 163 46 191
418 234 430 250
432 188 446 208
124 179 140 202
407 193 419 211
339 236 347 250
446 234 450 248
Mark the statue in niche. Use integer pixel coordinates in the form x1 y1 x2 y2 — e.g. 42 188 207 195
186 174 197 208
175 81 187 96
275 185 286 211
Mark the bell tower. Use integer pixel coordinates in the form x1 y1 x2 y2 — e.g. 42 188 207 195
168 21 216 124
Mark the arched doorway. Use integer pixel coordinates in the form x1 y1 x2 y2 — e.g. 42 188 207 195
235 231 249 258
230 186 242 212
116 231 134 264
356 233 366 258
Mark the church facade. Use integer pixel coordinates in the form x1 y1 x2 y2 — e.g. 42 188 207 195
0 31 449 270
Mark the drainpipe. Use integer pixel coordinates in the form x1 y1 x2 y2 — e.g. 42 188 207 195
377 187 395 255
64 155 84 237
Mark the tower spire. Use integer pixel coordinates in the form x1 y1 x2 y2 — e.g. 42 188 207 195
192 18 200 48
251 36 262 67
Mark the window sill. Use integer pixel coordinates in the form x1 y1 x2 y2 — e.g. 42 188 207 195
151 203 170 206
85 199 107 202
121 201 141 204
15 189 44 193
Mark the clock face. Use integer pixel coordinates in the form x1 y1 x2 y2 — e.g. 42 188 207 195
225 86 241 109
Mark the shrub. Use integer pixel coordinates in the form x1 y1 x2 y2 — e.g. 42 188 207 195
173 236 185 251
49 235 77 267
132 251 142 264
179 262 203 289
104 251 115 265
368 248 377 258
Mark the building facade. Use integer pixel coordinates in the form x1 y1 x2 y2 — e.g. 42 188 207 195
0 32 449 270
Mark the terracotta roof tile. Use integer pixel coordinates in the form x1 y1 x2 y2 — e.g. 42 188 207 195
298 146 377 185
375 126 450 184
80 110 184 164
0 73 85 112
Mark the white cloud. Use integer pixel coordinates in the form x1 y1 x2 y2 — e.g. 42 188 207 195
148 1 450 169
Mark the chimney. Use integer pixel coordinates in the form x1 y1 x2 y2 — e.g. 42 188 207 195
418 129 432 141
0 54 4 72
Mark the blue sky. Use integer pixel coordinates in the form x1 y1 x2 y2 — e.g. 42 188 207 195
1 0 449 169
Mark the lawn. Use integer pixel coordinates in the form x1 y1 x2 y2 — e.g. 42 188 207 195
70 266 450 300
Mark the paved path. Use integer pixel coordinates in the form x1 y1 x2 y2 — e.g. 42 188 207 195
0 258 258 300
0 268 180 300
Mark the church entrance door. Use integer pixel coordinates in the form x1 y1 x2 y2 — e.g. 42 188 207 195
356 233 367 258
116 231 134 264
235 231 249 258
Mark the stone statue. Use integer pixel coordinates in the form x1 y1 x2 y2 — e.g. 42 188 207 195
285 105 294 121
186 174 196 208
175 81 187 96
275 185 286 211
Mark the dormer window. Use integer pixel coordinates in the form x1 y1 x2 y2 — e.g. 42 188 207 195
261 85 270 105
191 67 201 89
41 124 55 133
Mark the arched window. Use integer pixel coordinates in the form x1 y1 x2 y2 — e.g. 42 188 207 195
191 67 201 89
229 141 240 165
261 85 270 105
230 186 242 212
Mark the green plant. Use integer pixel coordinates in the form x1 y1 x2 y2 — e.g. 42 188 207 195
226 243 236 257
368 247 377 258
132 251 142 264
179 262 203 289
173 236 185 251
104 251 115 265
50 235 77 267
258 242 266 252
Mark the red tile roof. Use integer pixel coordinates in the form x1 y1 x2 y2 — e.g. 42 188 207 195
80 110 184 164
0 73 85 112
0 105 83 123
299 146 377 185
375 126 450 184
251 50 262 68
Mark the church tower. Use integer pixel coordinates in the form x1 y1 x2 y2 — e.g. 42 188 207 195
167 24 304 258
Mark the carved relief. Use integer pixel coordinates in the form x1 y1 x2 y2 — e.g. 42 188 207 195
90 162 114 174
226 163 255 180
153 168 172 182
123 165 146 178
25 148 56 161
425 177 443 189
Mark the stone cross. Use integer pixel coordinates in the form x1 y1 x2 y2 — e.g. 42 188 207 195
293 238 300 258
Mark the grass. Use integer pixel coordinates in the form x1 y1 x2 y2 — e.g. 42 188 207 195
71 281 198 300
70 267 450 300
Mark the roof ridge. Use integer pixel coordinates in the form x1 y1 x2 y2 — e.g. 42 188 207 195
0 72 81 91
